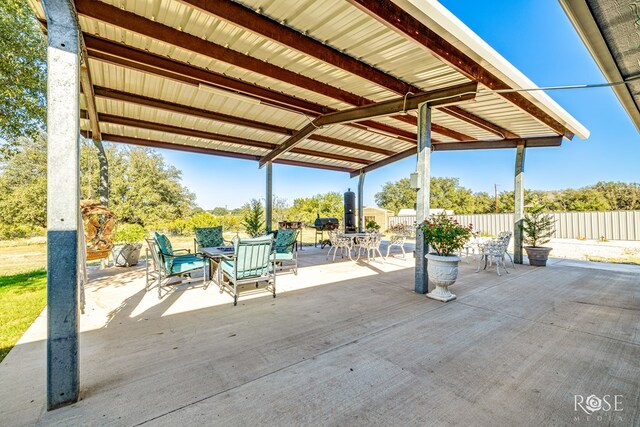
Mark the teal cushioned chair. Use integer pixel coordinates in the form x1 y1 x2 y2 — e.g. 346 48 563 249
145 232 206 298
194 226 233 252
218 234 276 306
273 228 299 275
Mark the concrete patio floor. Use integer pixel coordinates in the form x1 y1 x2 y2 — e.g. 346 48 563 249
1 245 638 426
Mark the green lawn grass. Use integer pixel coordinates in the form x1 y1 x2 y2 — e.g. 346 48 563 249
0 270 47 363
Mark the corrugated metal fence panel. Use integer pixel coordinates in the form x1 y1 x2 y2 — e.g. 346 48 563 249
389 216 417 227
387 211 640 240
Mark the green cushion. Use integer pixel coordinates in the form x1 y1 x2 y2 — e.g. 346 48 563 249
195 226 223 248
274 228 296 254
154 232 174 271
170 255 205 275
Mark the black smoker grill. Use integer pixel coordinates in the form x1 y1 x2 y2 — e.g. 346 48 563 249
313 216 339 248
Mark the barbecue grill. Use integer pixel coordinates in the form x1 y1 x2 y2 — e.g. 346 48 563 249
312 216 339 248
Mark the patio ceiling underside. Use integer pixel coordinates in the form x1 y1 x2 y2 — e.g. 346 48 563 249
33 0 589 173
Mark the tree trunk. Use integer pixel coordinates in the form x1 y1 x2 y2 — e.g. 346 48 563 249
92 139 109 206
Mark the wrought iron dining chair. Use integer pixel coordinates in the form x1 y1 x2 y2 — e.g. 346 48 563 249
218 235 276 306
145 232 206 298
356 231 385 262
326 230 354 261
475 232 512 276
386 224 412 259
497 231 515 268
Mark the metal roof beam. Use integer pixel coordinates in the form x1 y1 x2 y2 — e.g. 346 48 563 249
259 82 478 167
347 0 574 139
101 134 354 173
83 111 372 165
431 136 563 151
440 106 519 139
350 136 562 177
313 82 478 127
91 86 396 156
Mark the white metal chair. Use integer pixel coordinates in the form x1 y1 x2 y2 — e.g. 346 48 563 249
326 230 354 261
386 234 407 259
475 232 512 276
356 231 385 262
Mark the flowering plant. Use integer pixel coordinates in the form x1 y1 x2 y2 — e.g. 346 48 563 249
418 213 473 256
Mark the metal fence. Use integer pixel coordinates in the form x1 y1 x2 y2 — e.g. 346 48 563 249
388 211 640 241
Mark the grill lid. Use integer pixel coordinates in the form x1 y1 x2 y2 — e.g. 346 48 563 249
314 217 339 229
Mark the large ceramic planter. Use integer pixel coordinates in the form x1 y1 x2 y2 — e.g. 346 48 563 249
112 243 142 267
524 246 552 266
426 253 460 302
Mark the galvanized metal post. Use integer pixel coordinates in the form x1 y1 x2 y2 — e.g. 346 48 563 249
357 172 365 232
514 144 526 264
42 0 81 410
415 103 431 294
265 161 273 233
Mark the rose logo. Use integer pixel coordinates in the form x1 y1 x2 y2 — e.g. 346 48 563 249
585 395 603 412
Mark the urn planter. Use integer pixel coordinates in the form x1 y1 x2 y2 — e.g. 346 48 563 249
426 253 461 302
524 246 552 266
112 243 143 267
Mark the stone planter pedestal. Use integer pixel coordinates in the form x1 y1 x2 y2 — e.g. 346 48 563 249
426 253 460 302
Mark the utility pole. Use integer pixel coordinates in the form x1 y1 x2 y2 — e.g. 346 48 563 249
494 184 500 213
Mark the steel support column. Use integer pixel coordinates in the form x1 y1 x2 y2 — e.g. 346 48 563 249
42 0 81 410
265 161 273 233
415 103 431 294
514 144 526 264
357 172 365 232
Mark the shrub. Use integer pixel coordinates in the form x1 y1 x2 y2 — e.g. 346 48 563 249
113 223 147 244
520 203 555 247
419 213 472 256
242 199 265 237
365 220 380 230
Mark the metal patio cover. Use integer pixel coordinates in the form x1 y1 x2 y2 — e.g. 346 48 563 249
30 0 589 173
560 0 640 133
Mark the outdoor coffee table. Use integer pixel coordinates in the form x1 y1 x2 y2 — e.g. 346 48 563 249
201 246 235 285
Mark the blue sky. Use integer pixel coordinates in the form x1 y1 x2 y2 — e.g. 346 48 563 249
159 0 639 210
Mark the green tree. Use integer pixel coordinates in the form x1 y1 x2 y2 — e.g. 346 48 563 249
0 1 46 154
375 177 493 214
592 181 640 210
105 147 196 225
374 178 414 214
0 135 47 232
210 207 229 216
290 192 343 223
242 199 265 237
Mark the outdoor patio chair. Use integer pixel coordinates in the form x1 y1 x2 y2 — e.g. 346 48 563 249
475 232 512 276
356 231 385 262
145 232 206 298
326 230 353 261
386 234 408 259
218 234 276 306
193 226 233 252
273 228 299 275
497 231 515 268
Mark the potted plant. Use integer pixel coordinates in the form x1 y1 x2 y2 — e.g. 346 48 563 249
112 223 146 267
520 203 555 266
365 219 381 232
419 213 473 302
